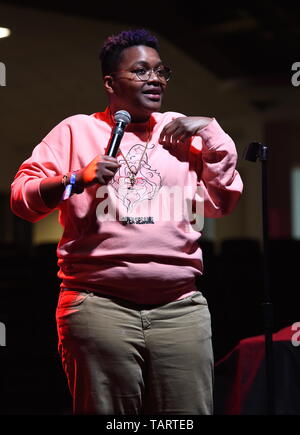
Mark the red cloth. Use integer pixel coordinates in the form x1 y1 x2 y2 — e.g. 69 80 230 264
214 325 300 415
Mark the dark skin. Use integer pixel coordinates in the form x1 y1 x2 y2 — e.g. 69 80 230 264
40 45 212 208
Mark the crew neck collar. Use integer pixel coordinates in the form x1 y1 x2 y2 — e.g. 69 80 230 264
100 106 155 132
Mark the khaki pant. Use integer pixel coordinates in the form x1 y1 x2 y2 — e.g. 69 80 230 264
56 290 213 415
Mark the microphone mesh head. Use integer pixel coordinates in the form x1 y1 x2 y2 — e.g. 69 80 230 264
114 110 131 125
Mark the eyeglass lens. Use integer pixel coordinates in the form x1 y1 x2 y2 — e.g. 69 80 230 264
137 67 171 81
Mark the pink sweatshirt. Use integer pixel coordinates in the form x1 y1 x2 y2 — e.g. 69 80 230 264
11 107 243 304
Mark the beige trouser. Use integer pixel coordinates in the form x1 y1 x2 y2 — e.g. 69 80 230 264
56 290 214 415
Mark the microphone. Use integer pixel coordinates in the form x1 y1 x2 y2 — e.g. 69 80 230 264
106 110 131 157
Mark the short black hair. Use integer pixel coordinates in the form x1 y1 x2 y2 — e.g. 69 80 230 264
99 29 160 76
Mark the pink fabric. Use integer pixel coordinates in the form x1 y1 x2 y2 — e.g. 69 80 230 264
11 108 243 304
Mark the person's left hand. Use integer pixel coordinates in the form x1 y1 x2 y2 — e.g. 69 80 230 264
159 116 213 148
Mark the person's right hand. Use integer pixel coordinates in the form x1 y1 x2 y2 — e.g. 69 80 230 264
76 154 121 188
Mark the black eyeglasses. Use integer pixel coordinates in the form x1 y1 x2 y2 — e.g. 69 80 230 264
111 66 172 82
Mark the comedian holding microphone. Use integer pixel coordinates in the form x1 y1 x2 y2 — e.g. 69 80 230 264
11 29 243 415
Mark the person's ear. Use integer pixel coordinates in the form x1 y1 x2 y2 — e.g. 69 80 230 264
103 75 114 94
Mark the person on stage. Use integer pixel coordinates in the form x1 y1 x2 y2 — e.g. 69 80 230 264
11 28 243 414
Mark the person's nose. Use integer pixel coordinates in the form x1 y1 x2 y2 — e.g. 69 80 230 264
147 69 161 82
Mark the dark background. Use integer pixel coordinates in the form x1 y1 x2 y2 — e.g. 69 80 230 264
3 0 300 83
1 0 300 414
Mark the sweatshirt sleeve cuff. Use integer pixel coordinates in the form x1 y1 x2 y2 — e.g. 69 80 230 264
25 178 54 214
198 118 232 151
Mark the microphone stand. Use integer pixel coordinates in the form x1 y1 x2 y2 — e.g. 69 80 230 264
244 142 275 415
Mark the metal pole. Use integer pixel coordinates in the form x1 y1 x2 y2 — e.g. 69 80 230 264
244 142 274 415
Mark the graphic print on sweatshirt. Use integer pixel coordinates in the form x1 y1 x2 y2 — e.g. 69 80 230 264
110 143 162 215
